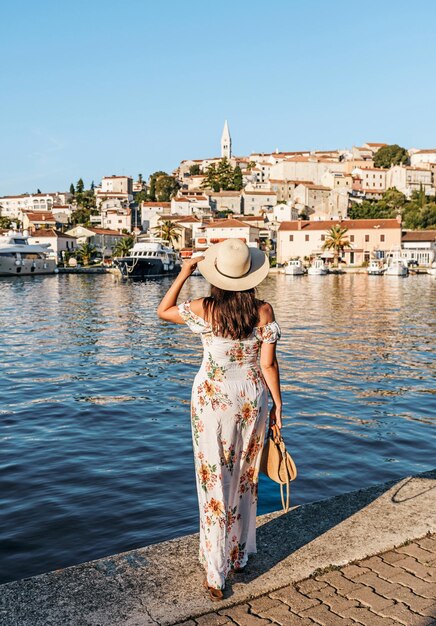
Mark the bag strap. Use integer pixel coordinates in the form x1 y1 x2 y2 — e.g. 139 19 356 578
268 424 292 513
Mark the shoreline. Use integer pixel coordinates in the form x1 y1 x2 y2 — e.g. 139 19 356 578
1 468 434 625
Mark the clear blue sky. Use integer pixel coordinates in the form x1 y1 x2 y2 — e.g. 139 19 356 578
1 0 435 195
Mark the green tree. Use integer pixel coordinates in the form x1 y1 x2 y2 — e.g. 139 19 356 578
77 242 96 266
201 163 220 191
322 225 351 267
69 183 75 196
155 175 179 201
373 144 409 168
189 164 201 175
76 178 85 194
135 190 149 206
90 180 95 191
113 236 134 257
153 220 182 248
233 165 243 191
148 171 167 201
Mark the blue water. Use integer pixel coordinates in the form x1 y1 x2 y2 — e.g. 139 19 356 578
0 272 435 584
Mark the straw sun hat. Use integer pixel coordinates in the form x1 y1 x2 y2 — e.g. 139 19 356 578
197 238 270 291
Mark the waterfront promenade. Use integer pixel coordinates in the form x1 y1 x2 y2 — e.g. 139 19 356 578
1 469 435 625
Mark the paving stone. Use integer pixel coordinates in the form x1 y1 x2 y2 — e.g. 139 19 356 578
297 578 328 594
397 542 436 562
251 600 314 625
395 555 436 581
248 596 281 614
342 605 398 625
300 603 354 626
359 555 399 578
314 571 364 594
219 603 272 625
417 536 436 553
390 570 436 598
419 603 436 618
346 585 394 610
357 571 400 596
195 613 231 625
270 585 321 612
177 621 197 626
381 549 410 565
340 563 371 579
309 589 360 617
384 585 434 614
374 601 435 626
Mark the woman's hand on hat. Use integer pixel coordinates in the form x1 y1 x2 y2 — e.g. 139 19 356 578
180 256 204 277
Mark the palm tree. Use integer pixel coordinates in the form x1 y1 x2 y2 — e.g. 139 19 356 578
153 220 182 248
113 236 134 257
322 225 351 267
77 242 96 266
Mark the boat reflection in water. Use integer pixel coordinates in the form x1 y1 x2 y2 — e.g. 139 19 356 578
114 236 181 279
0 229 56 276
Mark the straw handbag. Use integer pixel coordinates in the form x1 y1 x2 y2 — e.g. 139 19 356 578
260 424 297 513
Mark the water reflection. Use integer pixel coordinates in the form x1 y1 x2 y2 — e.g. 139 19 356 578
0 272 434 584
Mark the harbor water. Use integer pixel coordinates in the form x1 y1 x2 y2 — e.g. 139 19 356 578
0 272 435 584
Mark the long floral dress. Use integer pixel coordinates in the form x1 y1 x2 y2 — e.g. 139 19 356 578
178 300 281 589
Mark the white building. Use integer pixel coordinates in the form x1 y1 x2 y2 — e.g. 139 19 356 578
208 191 242 213
410 149 436 167
95 175 133 208
195 218 260 250
242 190 277 215
401 230 436 266
0 193 70 220
65 226 124 256
29 229 77 261
352 167 387 192
141 201 172 231
170 195 210 216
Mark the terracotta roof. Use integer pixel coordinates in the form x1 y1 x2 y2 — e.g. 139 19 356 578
355 167 386 172
25 212 56 221
305 184 331 191
102 175 132 180
31 228 77 239
278 219 401 231
405 167 431 172
413 149 436 154
142 202 171 207
87 228 124 235
205 219 258 229
365 143 387 147
176 216 201 223
402 230 436 242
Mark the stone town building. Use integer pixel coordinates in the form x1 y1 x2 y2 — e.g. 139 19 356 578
29 229 77 262
242 190 277 215
352 167 387 192
276 218 402 266
141 202 172 231
293 183 331 218
386 165 434 197
170 195 210 216
208 191 242 213
65 226 124 257
195 218 261 250
22 211 58 232
401 230 436 266
95 176 133 208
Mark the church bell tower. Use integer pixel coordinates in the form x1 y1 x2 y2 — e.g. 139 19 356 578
221 120 231 159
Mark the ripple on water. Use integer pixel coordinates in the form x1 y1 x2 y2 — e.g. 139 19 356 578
0 272 435 583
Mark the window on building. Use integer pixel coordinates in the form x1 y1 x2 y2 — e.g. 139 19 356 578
365 234 369 242
305 234 309 241
380 234 385 242
321 234 325 241
350 235 354 242
289 235 294 241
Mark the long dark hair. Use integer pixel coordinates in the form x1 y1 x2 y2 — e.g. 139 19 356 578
203 286 262 339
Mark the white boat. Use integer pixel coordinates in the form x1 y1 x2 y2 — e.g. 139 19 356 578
307 258 328 275
427 261 436 276
0 229 56 276
367 259 385 275
113 236 181 279
284 259 305 275
385 250 408 276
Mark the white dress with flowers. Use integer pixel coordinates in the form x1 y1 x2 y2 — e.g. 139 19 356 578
178 300 281 589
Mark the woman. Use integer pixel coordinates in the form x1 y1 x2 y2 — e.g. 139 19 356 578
157 238 282 601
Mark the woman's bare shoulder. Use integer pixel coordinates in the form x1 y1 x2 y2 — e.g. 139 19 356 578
257 300 275 326
190 297 206 319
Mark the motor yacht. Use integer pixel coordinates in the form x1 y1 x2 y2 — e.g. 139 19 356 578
113 236 181 279
0 229 56 276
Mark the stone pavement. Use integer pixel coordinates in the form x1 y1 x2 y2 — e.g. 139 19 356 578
1 469 435 625
178 534 436 626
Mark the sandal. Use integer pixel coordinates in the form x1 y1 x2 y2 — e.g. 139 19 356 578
203 578 224 602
